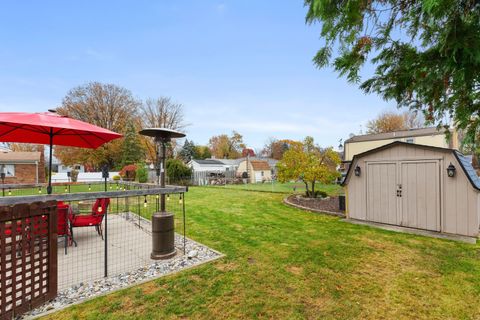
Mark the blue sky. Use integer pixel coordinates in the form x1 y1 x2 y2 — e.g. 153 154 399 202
0 1 396 150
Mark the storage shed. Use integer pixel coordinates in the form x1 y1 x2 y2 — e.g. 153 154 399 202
342 141 480 238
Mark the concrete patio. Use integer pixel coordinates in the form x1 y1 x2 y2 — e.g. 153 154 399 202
57 213 180 290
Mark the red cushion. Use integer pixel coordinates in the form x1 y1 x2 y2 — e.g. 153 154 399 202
71 215 103 227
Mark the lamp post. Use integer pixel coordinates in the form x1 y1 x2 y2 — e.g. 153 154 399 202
139 127 186 259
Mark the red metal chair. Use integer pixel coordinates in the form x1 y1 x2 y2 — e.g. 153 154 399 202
70 198 110 243
57 203 73 254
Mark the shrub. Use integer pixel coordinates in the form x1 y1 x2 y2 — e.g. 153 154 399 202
136 163 148 183
112 175 121 181
166 159 192 185
119 164 137 181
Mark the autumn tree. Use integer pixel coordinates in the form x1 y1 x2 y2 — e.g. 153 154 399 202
208 131 245 159
305 0 480 142
139 97 188 164
55 82 141 169
366 111 423 134
194 145 212 160
242 148 255 157
262 138 300 160
277 137 340 198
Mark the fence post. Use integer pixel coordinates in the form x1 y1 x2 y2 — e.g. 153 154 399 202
103 167 109 278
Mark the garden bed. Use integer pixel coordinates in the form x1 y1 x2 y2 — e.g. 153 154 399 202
284 194 345 217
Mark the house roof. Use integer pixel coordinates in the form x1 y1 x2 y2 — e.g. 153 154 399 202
191 159 225 165
345 127 445 143
213 157 278 168
342 141 480 191
250 160 270 171
216 159 241 166
0 151 41 162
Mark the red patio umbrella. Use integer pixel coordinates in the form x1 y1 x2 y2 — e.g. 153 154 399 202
0 112 123 194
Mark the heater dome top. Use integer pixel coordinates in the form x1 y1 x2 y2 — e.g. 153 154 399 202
138 128 186 141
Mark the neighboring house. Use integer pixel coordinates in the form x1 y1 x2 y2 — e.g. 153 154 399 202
343 127 459 162
51 156 85 173
260 158 279 175
0 151 45 184
216 157 279 175
188 159 231 172
237 159 272 183
215 159 241 172
0 145 11 153
57 164 85 173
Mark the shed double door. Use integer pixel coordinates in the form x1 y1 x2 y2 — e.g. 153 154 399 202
366 160 440 231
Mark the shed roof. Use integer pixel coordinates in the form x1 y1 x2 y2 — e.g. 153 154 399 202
455 151 480 189
0 151 40 162
345 127 445 143
342 141 480 191
250 160 270 171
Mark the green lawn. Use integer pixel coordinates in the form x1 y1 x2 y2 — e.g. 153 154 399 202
210 181 344 195
45 187 480 319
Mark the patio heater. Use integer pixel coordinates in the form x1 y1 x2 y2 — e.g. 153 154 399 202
139 128 186 260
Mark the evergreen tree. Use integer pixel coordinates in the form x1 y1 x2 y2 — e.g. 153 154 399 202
179 139 197 162
120 122 145 167
305 0 480 142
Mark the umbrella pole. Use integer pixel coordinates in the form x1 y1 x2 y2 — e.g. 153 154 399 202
47 128 53 195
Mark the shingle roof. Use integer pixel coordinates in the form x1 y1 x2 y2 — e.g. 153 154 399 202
216 159 242 166
455 151 480 189
192 159 225 165
0 151 41 162
345 127 445 143
250 160 270 171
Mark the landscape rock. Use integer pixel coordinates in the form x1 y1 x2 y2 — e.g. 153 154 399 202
21 234 221 319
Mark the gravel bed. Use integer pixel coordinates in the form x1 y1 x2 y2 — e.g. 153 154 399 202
286 194 344 215
23 234 221 319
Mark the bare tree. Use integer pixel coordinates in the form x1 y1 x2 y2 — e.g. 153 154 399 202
139 97 188 163
140 97 187 131
366 110 424 134
7 143 39 152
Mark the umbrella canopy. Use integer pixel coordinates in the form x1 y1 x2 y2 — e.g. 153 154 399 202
0 112 122 148
0 112 123 193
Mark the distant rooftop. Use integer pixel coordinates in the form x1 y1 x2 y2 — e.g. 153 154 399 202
345 127 446 143
0 151 41 162
249 160 270 171
191 159 225 165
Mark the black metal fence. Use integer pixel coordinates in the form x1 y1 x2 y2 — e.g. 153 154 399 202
0 183 187 293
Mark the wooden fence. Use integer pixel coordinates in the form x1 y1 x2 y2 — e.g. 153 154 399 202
0 201 58 319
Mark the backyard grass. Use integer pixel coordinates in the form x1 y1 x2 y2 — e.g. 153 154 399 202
45 187 480 319
210 181 343 195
